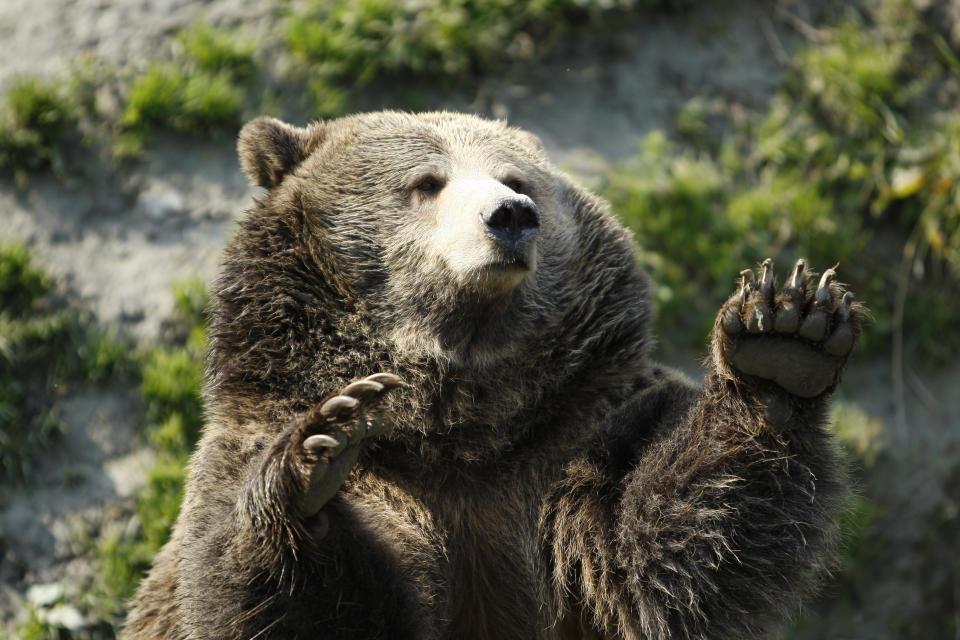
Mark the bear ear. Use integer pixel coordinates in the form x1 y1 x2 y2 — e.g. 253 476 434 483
515 128 544 153
237 117 325 189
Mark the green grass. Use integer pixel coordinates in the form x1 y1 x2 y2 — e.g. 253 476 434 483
286 0 661 117
1 245 135 637
0 75 80 186
177 21 257 78
2 3 664 159
121 63 246 150
0 242 47 315
93 277 208 629
119 22 257 153
0 244 133 483
15 606 70 640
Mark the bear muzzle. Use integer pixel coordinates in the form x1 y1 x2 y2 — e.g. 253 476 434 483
479 195 540 265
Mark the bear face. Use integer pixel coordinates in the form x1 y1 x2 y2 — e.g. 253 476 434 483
236 112 587 368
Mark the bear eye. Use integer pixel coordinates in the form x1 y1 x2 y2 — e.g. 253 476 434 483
504 177 526 194
414 175 444 195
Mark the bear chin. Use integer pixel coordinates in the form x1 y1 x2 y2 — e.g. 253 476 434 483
471 261 534 296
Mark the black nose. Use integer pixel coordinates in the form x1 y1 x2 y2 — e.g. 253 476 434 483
481 196 540 246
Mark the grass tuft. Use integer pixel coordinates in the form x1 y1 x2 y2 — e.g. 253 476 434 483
286 0 661 117
177 21 257 78
0 76 79 186
93 277 208 627
0 244 134 483
123 63 245 139
120 21 257 152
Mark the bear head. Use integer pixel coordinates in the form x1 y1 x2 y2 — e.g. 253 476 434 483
235 113 584 360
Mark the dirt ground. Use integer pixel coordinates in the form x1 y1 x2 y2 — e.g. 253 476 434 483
1 1 956 637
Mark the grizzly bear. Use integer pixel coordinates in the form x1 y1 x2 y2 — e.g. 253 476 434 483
123 111 862 640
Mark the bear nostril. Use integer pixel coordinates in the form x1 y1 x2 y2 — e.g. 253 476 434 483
482 197 540 240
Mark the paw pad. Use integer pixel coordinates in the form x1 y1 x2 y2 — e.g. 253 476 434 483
718 259 861 398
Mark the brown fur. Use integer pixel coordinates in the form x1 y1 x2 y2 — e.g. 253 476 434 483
123 111 860 639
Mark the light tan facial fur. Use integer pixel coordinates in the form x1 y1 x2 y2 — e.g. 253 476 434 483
428 173 535 291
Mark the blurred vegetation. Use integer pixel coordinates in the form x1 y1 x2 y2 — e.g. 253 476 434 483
119 22 258 154
91 278 207 630
2 262 205 636
605 1 960 363
2 2 664 163
0 76 81 187
286 0 659 116
0 244 133 483
16 606 68 640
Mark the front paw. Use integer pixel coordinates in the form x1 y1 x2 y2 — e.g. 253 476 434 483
293 373 405 517
715 258 863 398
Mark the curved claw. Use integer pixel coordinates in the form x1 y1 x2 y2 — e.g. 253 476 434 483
823 291 856 356
319 395 359 420
775 259 806 334
838 291 855 321
814 269 836 310
739 269 756 305
364 373 406 389
786 258 806 292
303 433 340 452
341 379 385 399
758 258 775 302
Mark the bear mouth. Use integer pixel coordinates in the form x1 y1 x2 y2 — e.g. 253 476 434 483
471 249 535 295
488 251 531 271
484 242 537 275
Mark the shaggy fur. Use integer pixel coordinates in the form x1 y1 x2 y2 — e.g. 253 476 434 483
123 111 861 640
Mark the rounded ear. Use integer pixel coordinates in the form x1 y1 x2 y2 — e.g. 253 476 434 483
515 128 544 153
237 117 325 189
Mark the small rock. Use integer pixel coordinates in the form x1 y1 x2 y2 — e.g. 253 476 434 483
26 582 62 608
43 604 86 631
120 305 145 322
50 228 73 243
138 185 186 221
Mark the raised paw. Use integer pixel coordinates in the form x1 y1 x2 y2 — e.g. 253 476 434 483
295 373 405 516
716 259 862 399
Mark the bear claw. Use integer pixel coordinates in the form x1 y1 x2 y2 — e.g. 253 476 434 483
363 372 407 388
813 269 836 309
838 291 854 321
295 372 405 516
303 433 341 452
785 258 806 293
340 379 386 398
319 395 360 420
758 258 775 302
739 269 755 304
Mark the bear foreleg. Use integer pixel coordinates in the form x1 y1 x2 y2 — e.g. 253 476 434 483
543 259 863 639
